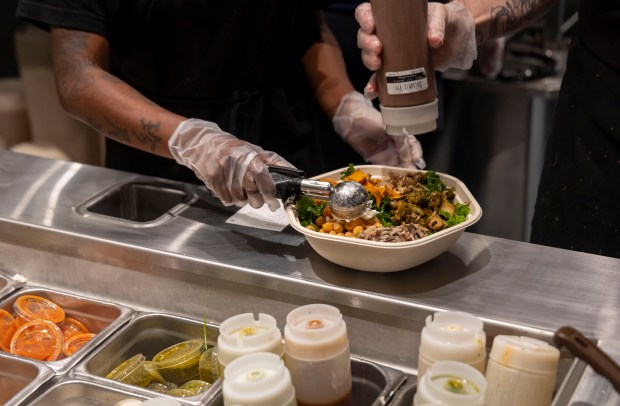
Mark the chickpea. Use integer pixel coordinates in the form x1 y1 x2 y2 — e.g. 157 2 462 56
315 216 326 227
337 232 345 236
333 222 345 234
329 230 337 235
352 225 364 237
374 222 383 228
344 219 361 231
306 224 317 232
345 231 354 237
321 222 334 233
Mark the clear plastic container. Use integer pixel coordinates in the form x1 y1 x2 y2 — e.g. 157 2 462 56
13 294 65 326
10 319 64 361
223 352 296 406
58 317 90 340
152 339 204 384
0 308 17 351
199 345 220 383
180 379 212 395
106 353 152 387
63 332 95 357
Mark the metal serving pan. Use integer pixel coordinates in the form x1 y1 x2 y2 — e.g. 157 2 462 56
0 286 134 374
26 378 152 405
73 312 222 406
0 351 54 406
0 269 25 302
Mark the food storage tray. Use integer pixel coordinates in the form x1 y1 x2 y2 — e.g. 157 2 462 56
0 286 134 374
0 351 54 406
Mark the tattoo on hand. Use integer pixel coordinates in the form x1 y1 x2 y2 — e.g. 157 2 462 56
490 0 539 38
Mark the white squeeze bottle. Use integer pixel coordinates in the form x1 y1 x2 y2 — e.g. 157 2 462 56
414 360 487 406
284 304 352 406
418 311 487 378
485 335 560 406
223 352 297 406
217 313 284 376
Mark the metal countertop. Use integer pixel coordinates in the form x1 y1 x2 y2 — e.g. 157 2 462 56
1 150 619 403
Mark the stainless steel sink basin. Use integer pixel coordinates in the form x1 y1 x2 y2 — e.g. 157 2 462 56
75 179 196 227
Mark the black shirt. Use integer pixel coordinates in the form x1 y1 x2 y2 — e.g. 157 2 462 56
16 0 362 179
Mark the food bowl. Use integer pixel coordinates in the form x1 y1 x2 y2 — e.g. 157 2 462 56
284 165 482 272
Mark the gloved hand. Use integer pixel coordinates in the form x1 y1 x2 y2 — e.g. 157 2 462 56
356 1 477 98
333 91 425 169
168 118 293 211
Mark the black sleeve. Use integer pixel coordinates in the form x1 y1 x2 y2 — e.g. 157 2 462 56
16 0 111 38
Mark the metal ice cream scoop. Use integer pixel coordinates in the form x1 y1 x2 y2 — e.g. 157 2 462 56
269 166 370 220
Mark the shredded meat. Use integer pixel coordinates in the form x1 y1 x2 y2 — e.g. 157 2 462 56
358 223 430 242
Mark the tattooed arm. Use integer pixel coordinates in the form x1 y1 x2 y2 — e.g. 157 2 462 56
459 0 557 44
51 27 185 158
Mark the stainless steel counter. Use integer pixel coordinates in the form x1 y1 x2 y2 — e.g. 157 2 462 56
1 150 619 403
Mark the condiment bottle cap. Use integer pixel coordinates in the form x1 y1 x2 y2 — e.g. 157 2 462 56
223 352 296 406
10 319 64 361
59 317 90 340
217 313 283 366
284 304 348 361
489 335 560 374
63 332 95 357
420 311 486 363
13 295 65 324
0 308 17 352
417 360 486 406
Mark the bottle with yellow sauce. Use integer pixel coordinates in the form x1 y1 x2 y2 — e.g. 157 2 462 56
217 313 284 377
418 311 487 379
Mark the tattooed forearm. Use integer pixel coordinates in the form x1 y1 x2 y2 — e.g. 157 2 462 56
53 30 99 103
134 118 162 153
105 117 131 144
99 117 162 153
489 0 542 38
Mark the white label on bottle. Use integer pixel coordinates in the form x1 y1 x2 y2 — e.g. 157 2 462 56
385 68 428 95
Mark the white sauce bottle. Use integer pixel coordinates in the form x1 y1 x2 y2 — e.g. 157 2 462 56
418 311 487 378
223 352 297 406
284 304 352 406
217 313 284 376
485 335 560 406
414 360 487 406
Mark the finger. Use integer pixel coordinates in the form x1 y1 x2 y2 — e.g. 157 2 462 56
205 157 235 205
363 73 379 100
427 3 447 48
354 3 375 33
356 28 382 53
361 49 382 71
254 166 280 211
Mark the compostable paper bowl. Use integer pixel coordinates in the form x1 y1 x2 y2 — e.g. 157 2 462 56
285 165 482 272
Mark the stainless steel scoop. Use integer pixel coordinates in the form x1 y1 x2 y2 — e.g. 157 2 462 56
269 166 370 220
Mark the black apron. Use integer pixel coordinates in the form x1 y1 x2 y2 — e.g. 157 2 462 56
530 2 620 258
105 0 360 182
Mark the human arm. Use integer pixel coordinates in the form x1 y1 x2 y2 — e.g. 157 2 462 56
356 0 557 95
51 27 290 210
51 27 184 158
300 12 425 169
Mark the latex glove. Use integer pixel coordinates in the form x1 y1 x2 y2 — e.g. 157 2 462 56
356 1 477 98
168 118 293 211
333 91 425 169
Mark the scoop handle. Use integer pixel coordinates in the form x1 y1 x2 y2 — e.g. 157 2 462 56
554 325 620 393
268 165 305 201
